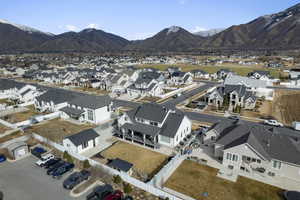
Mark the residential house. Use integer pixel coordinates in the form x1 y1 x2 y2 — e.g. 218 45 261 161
202 121 300 187
191 69 210 80
115 103 192 148
63 129 100 154
248 70 272 81
170 72 193 85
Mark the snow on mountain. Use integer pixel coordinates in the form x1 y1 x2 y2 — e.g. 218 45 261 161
167 26 180 35
194 28 225 37
0 19 54 36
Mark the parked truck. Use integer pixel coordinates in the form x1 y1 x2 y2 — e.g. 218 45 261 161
292 121 300 131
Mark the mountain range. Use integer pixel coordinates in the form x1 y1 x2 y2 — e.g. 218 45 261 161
1 3 300 53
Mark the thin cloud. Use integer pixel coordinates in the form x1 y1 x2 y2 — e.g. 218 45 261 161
87 23 98 29
191 26 208 33
178 0 188 5
65 24 78 31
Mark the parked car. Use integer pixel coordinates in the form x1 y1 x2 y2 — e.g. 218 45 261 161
228 115 240 121
35 153 55 167
47 160 66 175
86 185 114 200
43 158 61 168
63 170 91 189
123 196 133 200
0 154 6 163
104 190 123 200
263 120 283 127
283 191 300 200
31 147 46 158
52 162 74 179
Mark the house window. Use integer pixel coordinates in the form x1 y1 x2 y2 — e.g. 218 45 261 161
160 135 170 143
82 141 88 149
226 153 238 162
272 160 281 169
87 109 94 121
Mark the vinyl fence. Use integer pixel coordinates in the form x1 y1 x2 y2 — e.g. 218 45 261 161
32 133 188 200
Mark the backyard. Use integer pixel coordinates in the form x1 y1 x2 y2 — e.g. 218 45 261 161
136 64 281 78
25 118 95 142
164 160 282 200
100 141 169 177
272 90 300 125
1 105 40 123
0 124 11 134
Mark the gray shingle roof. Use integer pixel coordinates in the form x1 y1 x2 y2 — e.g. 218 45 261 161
108 158 133 172
135 103 169 123
160 112 184 138
59 106 85 117
215 123 300 165
65 129 99 146
121 122 160 137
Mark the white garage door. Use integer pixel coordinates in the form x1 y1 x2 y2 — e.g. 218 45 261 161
17 149 26 157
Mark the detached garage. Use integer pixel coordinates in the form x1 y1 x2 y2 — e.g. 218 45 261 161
7 142 29 160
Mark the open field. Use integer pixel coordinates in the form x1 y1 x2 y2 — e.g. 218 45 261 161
1 105 40 123
273 90 300 125
0 130 24 143
101 141 168 176
164 160 283 200
25 118 95 142
0 98 11 105
0 124 11 134
136 64 281 78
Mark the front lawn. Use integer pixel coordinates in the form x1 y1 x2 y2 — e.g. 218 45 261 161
164 160 282 200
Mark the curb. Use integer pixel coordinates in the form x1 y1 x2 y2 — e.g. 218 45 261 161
70 180 103 198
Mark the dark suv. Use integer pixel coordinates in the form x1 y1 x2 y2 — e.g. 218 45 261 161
86 185 114 200
52 162 74 179
47 160 65 175
63 170 91 189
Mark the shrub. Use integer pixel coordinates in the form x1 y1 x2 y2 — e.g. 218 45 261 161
83 160 91 169
63 151 73 163
113 175 122 184
123 182 133 194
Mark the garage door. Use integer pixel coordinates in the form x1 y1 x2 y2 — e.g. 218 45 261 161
17 149 26 157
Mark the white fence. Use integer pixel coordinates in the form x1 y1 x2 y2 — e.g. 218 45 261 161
158 83 198 99
32 133 186 200
0 118 16 129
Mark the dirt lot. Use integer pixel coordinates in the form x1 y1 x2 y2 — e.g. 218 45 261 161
0 130 25 143
165 160 282 200
0 124 11 134
1 105 40 123
100 141 168 177
271 90 300 125
136 96 161 103
25 119 95 142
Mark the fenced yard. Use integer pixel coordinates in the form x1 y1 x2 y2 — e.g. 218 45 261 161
0 105 39 123
100 141 169 179
164 160 283 200
25 118 95 142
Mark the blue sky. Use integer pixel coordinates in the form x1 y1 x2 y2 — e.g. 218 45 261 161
1 0 299 40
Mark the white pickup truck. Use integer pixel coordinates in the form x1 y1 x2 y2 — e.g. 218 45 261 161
35 153 55 167
264 120 283 127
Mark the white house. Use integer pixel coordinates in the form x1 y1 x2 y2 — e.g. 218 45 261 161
63 129 100 154
116 103 192 148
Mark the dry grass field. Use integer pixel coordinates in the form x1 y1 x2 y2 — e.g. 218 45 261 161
101 141 168 176
1 105 40 123
25 118 95 142
164 160 283 200
136 64 281 78
0 130 25 143
272 90 300 125
0 124 11 134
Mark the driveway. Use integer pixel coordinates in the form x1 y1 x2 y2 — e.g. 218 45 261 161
0 156 87 200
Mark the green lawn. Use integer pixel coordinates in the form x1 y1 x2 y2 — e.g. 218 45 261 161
164 160 283 200
136 64 281 78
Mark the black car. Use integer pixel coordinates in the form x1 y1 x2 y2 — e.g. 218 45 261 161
47 160 65 175
43 158 61 168
86 184 113 200
63 170 91 189
283 191 300 200
52 162 74 179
